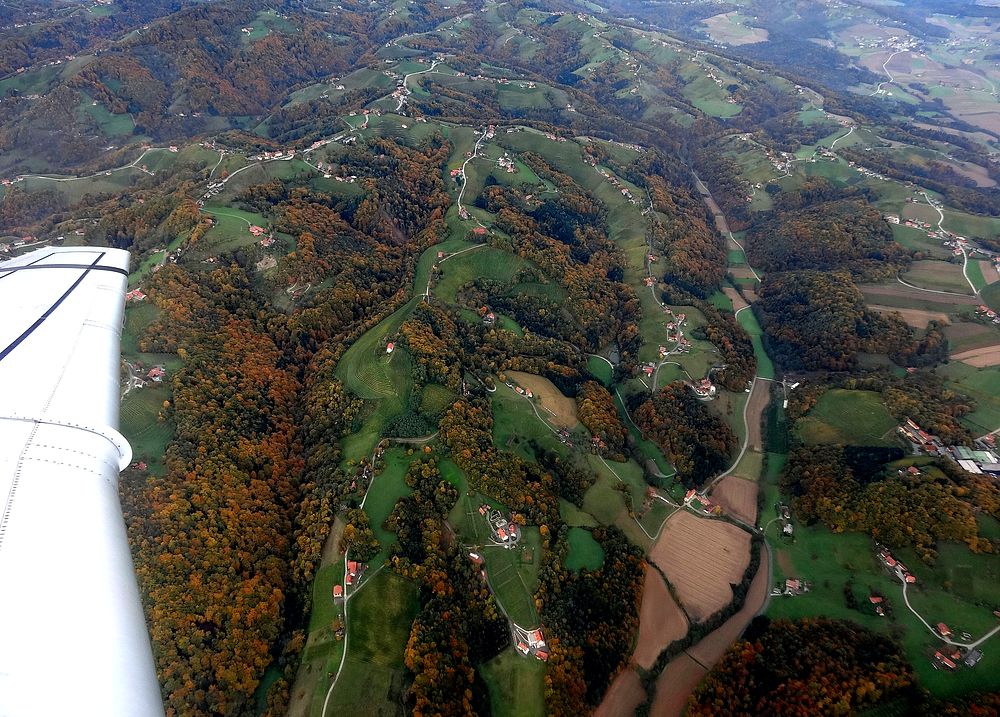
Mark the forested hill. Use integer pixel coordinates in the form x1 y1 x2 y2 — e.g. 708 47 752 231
2 0 999 715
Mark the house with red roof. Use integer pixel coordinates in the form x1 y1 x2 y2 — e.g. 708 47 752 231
936 623 952 638
332 584 343 599
535 650 548 661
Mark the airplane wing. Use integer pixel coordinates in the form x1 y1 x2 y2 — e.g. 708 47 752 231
0 247 164 716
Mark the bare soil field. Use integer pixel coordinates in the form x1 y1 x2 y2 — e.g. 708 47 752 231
686 545 768 665
952 345 1000 367
728 266 757 280
981 260 1000 285
868 304 950 328
723 287 749 311
650 512 752 621
506 370 578 428
742 288 759 303
651 546 769 717
650 654 705 717
859 282 979 306
595 666 646 717
711 476 758 525
633 567 689 669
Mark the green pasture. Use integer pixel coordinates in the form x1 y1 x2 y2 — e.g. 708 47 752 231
587 355 614 386
323 570 420 717
560 499 599 527
434 246 526 303
363 448 416 565
966 259 988 293
119 385 174 472
483 527 541 627
737 308 775 379
794 389 898 446
480 648 546 717
890 224 952 260
938 362 1000 436
336 301 415 461
77 95 134 137
901 260 975 295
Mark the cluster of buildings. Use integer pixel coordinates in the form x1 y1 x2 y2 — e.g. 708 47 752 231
496 154 518 174
876 544 917 585
514 626 548 661
684 488 716 514
479 306 497 325
331 560 368 600
776 502 794 537
478 504 521 547
689 377 716 400
771 577 811 597
932 625 983 671
898 418 1000 475
596 167 638 205
125 288 147 304
975 304 1000 326
504 379 535 398
844 158 890 182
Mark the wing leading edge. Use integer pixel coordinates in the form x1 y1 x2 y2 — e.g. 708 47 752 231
0 247 164 716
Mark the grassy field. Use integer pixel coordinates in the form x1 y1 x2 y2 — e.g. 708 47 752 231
737 308 775 380
795 389 898 446
324 570 420 717
937 362 1000 436
565 527 605 572
901 260 975 295
119 385 173 471
764 437 1000 698
480 647 546 717
363 448 415 564
483 528 542 627
587 355 614 386
335 299 416 461
435 245 527 303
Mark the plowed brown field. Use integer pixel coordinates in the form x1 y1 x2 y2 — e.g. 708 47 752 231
650 512 752 621
632 567 689 669
711 475 757 525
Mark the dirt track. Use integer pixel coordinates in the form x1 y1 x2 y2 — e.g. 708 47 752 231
650 512 751 622
711 475 758 526
951 345 1000 367
632 567 689 669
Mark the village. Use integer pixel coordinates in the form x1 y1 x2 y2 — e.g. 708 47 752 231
897 417 1000 476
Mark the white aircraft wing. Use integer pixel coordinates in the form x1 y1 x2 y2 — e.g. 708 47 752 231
0 247 164 716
